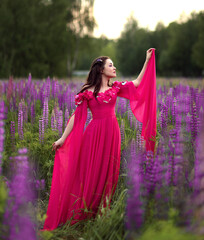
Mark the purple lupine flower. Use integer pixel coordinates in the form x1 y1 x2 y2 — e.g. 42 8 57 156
2 148 37 240
138 121 143 134
120 119 125 144
171 97 177 125
10 121 15 152
58 93 63 110
159 101 168 134
119 98 127 116
186 114 191 133
165 154 173 186
46 76 51 99
197 106 204 133
172 139 184 186
0 100 6 175
20 100 28 123
64 108 69 126
126 140 145 231
154 154 164 201
18 109 24 140
187 124 204 234
127 105 133 128
134 119 138 130
35 179 45 191
30 103 35 125
52 80 59 99
57 110 63 136
190 102 198 144
184 91 191 115
10 94 17 112
39 82 45 108
39 117 45 144
143 151 157 194
136 132 142 151
152 144 171 218
175 114 182 133
51 110 57 131
43 97 49 128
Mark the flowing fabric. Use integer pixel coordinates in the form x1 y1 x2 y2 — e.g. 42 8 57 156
43 101 88 230
117 49 157 151
43 51 156 231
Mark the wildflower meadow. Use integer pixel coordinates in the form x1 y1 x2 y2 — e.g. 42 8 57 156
0 76 204 240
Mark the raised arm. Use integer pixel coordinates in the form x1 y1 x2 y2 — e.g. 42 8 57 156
132 48 155 87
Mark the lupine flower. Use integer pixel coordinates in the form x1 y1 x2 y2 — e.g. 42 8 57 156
143 151 156 194
57 110 63 136
187 124 204 234
10 121 15 152
35 179 45 191
0 100 6 175
30 103 35 125
118 98 127 116
64 108 69 127
127 105 133 128
46 76 51 99
190 102 198 144
172 97 177 125
51 110 57 131
18 109 24 140
159 101 168 134
126 140 145 231
2 148 37 240
120 119 125 144
136 132 142 151
39 117 45 144
186 113 191 132
43 97 49 128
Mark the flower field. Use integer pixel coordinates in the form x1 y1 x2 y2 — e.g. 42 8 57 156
0 76 204 240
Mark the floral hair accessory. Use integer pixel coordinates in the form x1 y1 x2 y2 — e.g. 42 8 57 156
96 58 103 63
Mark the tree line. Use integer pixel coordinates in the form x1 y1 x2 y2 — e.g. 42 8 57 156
77 12 204 77
0 0 203 78
0 0 95 78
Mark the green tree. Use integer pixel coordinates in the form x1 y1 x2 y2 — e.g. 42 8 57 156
0 0 41 77
116 16 152 76
116 11 204 77
66 0 96 77
76 36 117 72
192 11 204 71
158 13 202 76
0 0 95 78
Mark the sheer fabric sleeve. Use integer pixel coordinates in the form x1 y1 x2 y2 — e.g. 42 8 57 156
43 97 88 230
114 49 157 152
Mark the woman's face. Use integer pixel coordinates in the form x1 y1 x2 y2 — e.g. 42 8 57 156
102 59 116 78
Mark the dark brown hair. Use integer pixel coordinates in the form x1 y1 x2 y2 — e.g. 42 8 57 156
77 56 112 98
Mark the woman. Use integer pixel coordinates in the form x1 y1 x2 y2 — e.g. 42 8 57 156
43 48 157 230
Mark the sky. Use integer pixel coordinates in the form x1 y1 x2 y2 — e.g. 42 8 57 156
93 0 204 39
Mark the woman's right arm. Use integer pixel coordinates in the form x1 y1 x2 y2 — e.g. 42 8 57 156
52 114 75 151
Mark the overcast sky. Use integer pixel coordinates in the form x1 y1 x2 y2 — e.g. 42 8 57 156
93 0 204 39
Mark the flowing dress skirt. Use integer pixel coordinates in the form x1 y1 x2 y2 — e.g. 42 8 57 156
43 113 121 230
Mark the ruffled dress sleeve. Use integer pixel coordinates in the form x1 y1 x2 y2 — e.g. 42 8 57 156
113 49 157 152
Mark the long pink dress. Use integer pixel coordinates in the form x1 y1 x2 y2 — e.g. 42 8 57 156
43 50 156 231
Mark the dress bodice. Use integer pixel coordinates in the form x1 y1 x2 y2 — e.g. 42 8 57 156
75 81 122 119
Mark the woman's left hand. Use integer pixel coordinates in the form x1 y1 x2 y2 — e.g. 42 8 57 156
146 48 155 62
